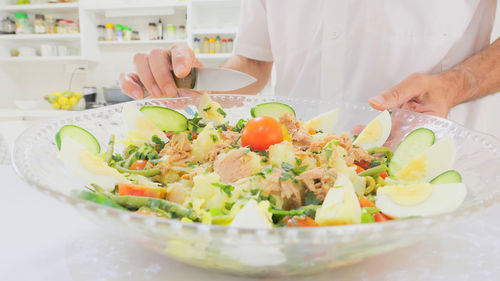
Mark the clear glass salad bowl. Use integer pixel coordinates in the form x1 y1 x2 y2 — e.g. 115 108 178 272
12 95 500 277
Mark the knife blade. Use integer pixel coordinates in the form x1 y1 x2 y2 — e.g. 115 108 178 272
172 67 256 92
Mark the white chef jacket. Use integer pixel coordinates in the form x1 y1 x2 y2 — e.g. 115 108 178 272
234 0 497 106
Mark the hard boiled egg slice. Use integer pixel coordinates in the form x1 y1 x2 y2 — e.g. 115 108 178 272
303 108 339 133
315 173 362 225
59 137 129 191
230 199 273 229
395 136 456 182
198 94 226 125
376 182 467 217
122 103 167 143
352 110 392 150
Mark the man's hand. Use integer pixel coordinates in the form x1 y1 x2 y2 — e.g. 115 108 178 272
119 43 202 99
368 71 472 118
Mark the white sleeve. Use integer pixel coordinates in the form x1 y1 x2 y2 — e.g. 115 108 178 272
233 0 273 62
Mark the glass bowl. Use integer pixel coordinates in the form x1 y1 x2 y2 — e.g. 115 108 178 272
11 95 500 277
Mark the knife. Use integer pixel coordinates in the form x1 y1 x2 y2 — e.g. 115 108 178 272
172 67 256 92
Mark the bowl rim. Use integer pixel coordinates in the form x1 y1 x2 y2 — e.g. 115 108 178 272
11 95 500 236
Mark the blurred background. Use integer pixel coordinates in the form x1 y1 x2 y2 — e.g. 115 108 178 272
0 0 499 160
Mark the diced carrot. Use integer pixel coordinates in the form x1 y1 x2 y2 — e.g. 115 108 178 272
308 127 316 135
374 213 393 222
118 183 166 199
359 196 376 208
355 165 365 174
379 171 388 179
130 160 148 170
285 216 319 227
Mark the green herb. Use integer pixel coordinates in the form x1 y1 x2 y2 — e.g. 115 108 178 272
325 148 333 164
209 208 225 216
361 212 375 223
187 132 193 141
225 202 235 211
216 108 227 118
255 171 266 178
203 106 211 112
279 172 294 182
186 161 197 168
281 162 308 175
231 119 247 133
112 154 124 162
305 192 321 205
187 113 207 133
250 188 259 195
204 163 214 173
333 185 344 189
210 134 219 143
243 147 251 156
254 150 269 158
152 135 166 149
212 182 234 197
295 157 303 166
363 207 381 214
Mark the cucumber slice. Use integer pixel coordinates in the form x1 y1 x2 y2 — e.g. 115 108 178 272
388 128 435 176
140 106 188 132
55 125 100 154
250 102 295 120
430 170 462 184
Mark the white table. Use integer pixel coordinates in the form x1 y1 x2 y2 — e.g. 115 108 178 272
1 163 499 281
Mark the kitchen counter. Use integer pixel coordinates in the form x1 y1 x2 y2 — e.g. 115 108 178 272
1 163 499 281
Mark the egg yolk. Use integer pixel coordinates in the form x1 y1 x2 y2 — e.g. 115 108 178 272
378 182 433 206
396 154 428 182
356 120 382 144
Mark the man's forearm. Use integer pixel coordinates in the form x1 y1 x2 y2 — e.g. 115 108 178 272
221 55 273 94
447 37 500 105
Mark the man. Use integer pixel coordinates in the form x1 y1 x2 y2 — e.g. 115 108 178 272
120 0 499 118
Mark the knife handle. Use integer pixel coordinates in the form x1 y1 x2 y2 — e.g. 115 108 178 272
172 68 197 89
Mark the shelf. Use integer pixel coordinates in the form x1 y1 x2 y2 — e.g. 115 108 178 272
84 1 187 17
190 27 238 35
196 53 232 59
97 39 185 45
0 56 89 63
0 3 79 13
0 109 68 121
0 34 81 41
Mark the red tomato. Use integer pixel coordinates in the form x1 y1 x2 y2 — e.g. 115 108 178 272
355 165 365 174
284 216 319 227
374 213 393 222
118 183 166 199
241 116 284 151
130 160 147 170
379 171 388 179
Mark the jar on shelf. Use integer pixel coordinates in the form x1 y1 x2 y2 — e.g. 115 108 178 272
67 21 78 33
132 30 140 40
176 25 186 40
115 24 123 41
193 37 200 54
209 37 216 54
97 25 105 41
148 22 157 40
45 16 55 34
221 38 227 53
166 24 175 40
105 23 114 41
34 14 45 34
123 26 132 41
203 37 209 53
227 38 233 53
1 17 16 34
14 12 30 34
58 20 68 33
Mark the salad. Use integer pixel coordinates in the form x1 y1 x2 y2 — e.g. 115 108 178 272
57 95 466 228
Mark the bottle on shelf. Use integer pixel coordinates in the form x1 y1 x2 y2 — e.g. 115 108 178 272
115 24 123 41
209 37 216 54
215 36 222 53
34 14 46 34
157 18 163 40
1 17 16 34
97 25 105 41
45 16 55 34
132 30 140 40
104 23 114 41
227 38 234 53
193 37 201 54
221 38 228 53
176 25 186 40
203 37 210 53
148 22 157 40
123 26 132 41
166 24 175 40
14 12 30 34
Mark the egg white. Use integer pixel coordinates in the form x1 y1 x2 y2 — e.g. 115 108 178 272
353 110 392 150
59 136 129 191
303 108 339 133
230 199 273 229
376 182 467 217
122 103 168 143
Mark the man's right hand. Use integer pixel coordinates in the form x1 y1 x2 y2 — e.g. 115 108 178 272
119 43 202 99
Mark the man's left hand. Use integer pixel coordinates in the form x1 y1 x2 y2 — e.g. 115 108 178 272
368 71 469 118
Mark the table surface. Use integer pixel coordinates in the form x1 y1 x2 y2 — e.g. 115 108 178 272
1 163 499 281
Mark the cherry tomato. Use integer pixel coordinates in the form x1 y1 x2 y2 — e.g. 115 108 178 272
284 216 319 227
374 213 393 222
379 171 388 179
355 164 365 174
241 116 283 151
130 160 147 170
